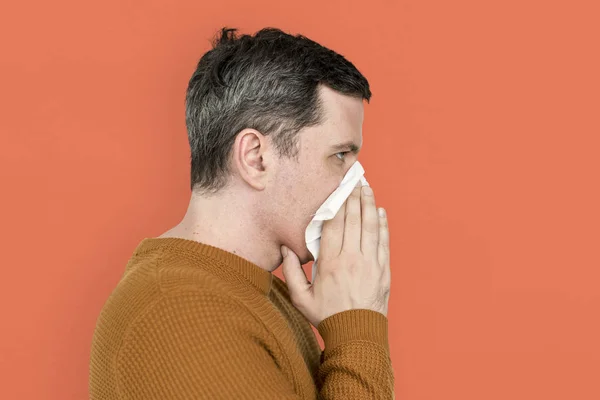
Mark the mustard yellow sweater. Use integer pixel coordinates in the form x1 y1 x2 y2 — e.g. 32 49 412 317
89 237 395 399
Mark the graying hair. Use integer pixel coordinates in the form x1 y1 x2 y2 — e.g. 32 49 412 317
185 27 371 194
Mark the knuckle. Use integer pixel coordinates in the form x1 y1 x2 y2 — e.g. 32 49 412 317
379 217 388 228
363 221 378 234
338 248 354 260
290 296 300 307
346 215 361 226
347 259 361 271
382 280 391 291
362 193 375 204
328 265 345 282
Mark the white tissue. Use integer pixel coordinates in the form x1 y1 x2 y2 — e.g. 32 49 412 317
305 161 369 282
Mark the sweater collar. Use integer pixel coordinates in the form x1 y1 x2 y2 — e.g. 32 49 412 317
133 237 273 296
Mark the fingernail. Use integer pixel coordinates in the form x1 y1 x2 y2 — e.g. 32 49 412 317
281 245 288 257
378 208 386 217
362 186 373 196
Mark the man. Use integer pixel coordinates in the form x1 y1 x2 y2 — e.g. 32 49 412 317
89 27 393 399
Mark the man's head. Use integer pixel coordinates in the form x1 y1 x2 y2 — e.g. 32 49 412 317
185 27 371 263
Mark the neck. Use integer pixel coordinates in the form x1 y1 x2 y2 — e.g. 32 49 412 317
159 190 283 272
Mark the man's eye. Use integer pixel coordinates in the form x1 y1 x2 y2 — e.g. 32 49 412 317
335 151 349 161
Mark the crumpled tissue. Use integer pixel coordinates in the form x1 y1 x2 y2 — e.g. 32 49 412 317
305 161 368 282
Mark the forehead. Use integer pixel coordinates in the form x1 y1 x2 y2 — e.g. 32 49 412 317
314 85 364 147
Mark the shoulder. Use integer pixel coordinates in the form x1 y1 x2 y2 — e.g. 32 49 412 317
93 246 262 359
117 243 246 309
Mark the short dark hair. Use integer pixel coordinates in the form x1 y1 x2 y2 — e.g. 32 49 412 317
185 27 372 193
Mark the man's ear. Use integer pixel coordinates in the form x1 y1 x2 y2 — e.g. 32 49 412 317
231 128 270 190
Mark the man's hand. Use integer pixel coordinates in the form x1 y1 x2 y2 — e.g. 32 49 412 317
281 184 391 328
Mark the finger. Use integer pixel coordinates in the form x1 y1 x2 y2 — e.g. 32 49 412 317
342 184 362 253
320 201 346 260
360 185 379 257
280 246 311 306
377 208 390 268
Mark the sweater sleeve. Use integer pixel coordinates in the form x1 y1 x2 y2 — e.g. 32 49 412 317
115 290 394 399
316 309 396 399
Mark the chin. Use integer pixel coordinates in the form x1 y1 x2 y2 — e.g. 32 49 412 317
298 249 314 265
283 236 314 264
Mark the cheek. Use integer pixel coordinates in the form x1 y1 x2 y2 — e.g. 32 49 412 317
275 175 341 261
312 175 343 211
274 162 340 228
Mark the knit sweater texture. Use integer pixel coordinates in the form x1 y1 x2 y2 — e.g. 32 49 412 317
89 237 395 399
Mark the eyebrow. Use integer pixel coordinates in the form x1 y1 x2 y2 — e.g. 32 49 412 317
330 141 361 154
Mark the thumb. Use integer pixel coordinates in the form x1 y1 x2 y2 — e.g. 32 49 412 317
280 245 311 300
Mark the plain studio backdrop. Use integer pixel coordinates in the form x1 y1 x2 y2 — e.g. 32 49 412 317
1 1 599 399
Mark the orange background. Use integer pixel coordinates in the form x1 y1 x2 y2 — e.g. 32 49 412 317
1 1 599 399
